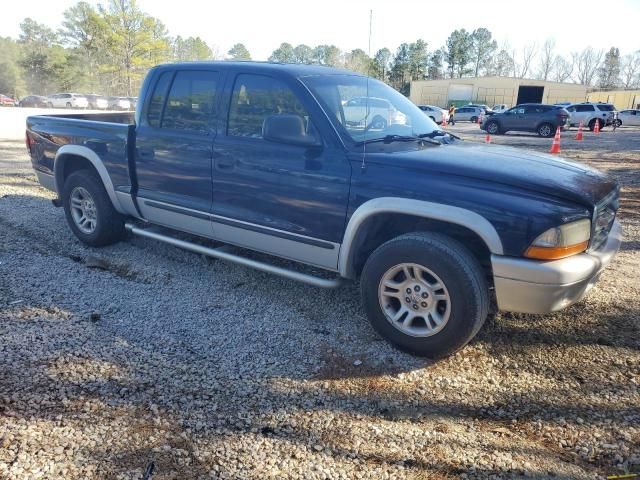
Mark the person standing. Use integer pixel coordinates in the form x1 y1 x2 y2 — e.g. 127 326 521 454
448 104 456 126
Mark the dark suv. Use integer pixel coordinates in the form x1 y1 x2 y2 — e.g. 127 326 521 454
481 104 570 137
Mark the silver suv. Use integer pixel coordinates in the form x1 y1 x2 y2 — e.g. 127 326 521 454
565 102 617 131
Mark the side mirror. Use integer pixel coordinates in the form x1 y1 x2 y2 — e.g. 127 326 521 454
262 114 322 147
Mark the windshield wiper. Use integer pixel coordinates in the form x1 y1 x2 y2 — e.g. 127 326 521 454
355 134 440 146
418 131 461 140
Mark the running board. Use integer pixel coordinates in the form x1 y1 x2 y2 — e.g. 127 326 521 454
124 223 343 289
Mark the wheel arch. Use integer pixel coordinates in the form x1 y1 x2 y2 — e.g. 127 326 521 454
54 145 124 213
338 198 503 279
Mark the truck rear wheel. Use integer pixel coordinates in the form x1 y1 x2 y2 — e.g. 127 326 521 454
62 170 125 247
360 232 489 358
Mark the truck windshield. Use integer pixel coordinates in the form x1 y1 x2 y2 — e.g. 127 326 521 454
302 74 438 144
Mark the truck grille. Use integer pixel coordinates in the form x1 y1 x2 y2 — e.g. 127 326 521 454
591 190 619 251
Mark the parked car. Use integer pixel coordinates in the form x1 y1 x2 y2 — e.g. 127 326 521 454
453 106 485 122
343 96 407 129
108 96 131 111
417 105 448 124
616 109 640 127
26 62 621 358
47 93 89 109
0 94 17 106
481 103 570 137
85 94 109 110
565 102 617 131
467 104 494 114
18 95 48 108
492 104 509 113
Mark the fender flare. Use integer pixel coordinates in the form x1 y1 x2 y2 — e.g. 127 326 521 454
338 197 504 279
54 145 125 213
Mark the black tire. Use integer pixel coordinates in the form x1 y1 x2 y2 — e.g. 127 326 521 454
588 118 602 131
485 120 500 135
369 115 387 130
614 119 622 127
537 123 555 138
62 169 125 247
360 232 489 358
66 102 72 108
470 116 478 123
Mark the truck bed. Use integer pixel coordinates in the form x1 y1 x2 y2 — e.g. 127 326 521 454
26 112 136 192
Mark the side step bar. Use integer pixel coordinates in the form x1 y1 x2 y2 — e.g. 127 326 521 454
124 223 344 289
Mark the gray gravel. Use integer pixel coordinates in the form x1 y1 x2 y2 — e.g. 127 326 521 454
1 128 639 479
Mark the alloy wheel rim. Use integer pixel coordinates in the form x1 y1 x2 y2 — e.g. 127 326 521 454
70 186 97 234
378 263 451 337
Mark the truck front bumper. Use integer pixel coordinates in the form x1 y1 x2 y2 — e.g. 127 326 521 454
491 220 622 314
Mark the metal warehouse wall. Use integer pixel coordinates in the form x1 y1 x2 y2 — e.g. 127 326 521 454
587 90 640 110
410 77 588 108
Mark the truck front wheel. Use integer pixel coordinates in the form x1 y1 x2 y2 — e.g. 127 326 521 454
360 232 489 358
62 170 125 247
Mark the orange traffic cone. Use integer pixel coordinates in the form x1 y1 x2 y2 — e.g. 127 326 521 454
485 134 491 143
575 121 584 141
593 118 600 134
549 126 561 154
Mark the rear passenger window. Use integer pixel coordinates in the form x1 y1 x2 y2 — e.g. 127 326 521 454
147 72 173 127
162 71 219 133
228 74 310 138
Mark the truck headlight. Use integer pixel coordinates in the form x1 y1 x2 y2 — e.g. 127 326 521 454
524 219 591 260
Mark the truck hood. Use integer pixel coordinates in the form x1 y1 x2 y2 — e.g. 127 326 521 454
365 142 616 207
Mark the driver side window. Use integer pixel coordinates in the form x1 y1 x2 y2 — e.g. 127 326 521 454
227 74 312 139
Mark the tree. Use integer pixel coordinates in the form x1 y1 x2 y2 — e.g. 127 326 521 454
268 42 295 63
60 2 108 92
372 48 391 81
311 45 341 66
0 37 25 97
228 43 251 60
344 48 370 74
621 51 640 88
172 36 213 61
98 0 171 96
428 48 444 79
293 44 313 64
408 39 429 80
597 47 621 89
445 29 472 78
486 48 513 77
552 55 574 83
389 43 411 93
511 43 537 78
537 38 556 81
18 18 61 93
470 28 497 77
573 47 604 86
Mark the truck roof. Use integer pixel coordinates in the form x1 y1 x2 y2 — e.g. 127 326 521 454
153 61 359 78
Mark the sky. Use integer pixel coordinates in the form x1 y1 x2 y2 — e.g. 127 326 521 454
2 0 639 60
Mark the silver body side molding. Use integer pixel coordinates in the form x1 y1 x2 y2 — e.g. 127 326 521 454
338 197 504 278
54 145 127 214
125 223 343 289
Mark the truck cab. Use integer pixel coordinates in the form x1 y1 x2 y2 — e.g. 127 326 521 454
26 62 622 358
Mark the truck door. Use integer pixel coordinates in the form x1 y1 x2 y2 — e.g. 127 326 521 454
134 69 221 237
210 72 350 270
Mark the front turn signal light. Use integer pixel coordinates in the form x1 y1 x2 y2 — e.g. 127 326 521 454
524 219 591 260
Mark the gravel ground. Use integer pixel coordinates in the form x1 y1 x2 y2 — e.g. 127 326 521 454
0 123 639 479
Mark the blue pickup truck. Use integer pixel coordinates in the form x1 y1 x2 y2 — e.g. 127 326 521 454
26 62 622 358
